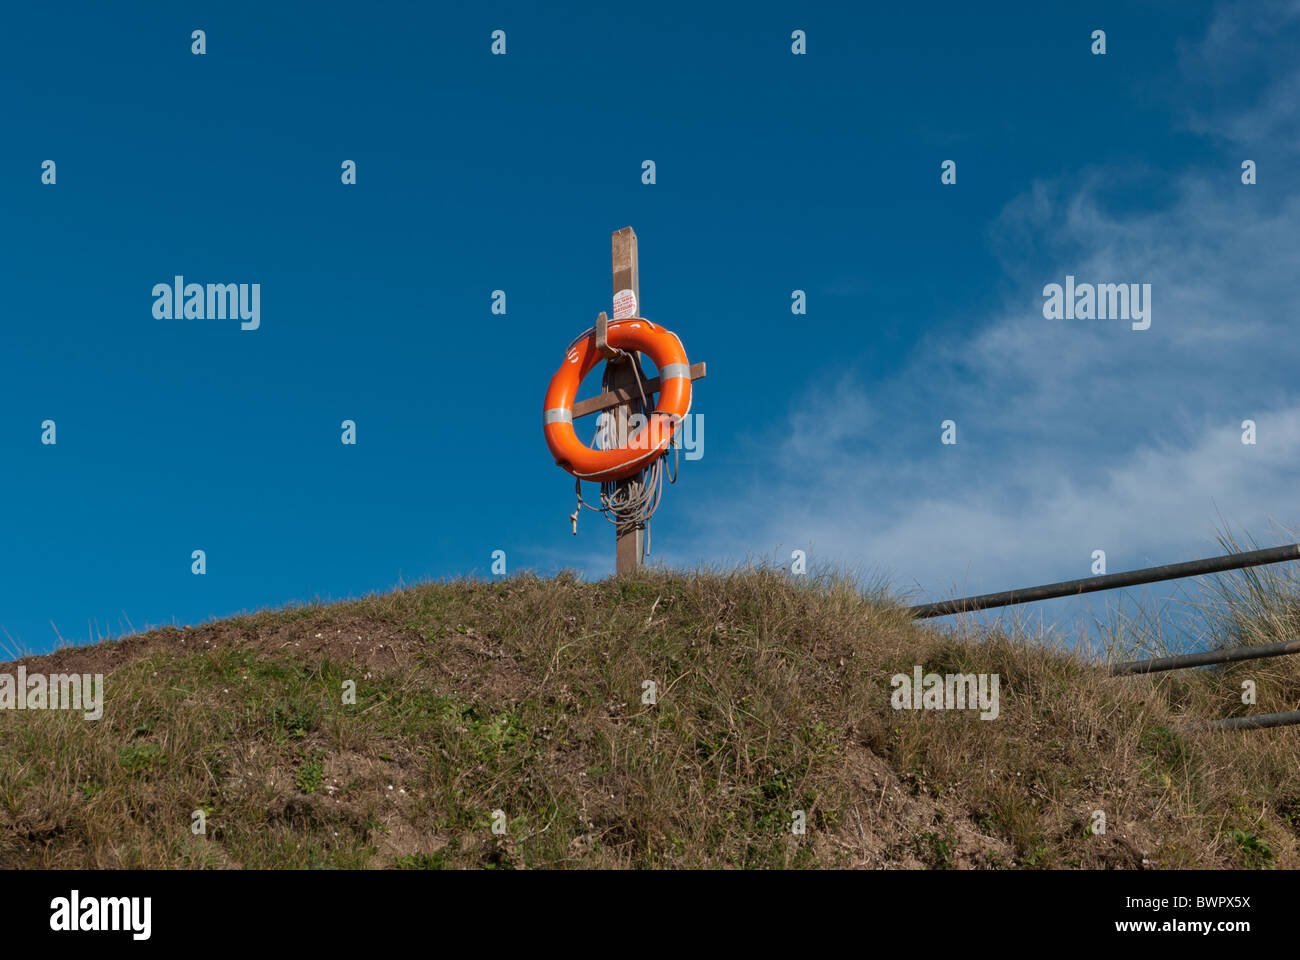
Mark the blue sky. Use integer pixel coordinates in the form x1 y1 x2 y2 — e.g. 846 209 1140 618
3 1 1298 654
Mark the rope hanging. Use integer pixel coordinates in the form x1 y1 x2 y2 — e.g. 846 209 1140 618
569 348 679 559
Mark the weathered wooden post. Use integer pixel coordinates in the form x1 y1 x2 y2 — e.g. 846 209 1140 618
541 225 708 575
608 227 646 573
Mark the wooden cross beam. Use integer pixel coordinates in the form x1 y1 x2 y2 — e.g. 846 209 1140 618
572 361 708 420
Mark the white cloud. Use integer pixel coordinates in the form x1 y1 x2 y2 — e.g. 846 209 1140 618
680 2 1300 609
1181 0 1300 152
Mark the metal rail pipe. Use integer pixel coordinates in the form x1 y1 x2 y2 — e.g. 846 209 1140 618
1186 710 1300 732
908 544 1300 619
1110 638 1300 676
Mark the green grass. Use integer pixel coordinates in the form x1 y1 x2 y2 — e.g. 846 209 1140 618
1 567 1299 868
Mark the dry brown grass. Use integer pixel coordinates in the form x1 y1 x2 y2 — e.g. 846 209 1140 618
0 567 1297 869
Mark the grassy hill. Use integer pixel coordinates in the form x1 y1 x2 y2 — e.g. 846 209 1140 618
1 569 1298 869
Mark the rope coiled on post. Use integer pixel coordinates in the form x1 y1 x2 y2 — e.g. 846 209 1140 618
569 348 679 560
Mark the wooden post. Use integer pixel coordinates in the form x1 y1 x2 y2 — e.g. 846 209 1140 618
609 227 644 574
566 226 707 575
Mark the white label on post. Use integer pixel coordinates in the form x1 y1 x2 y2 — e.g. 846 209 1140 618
612 288 638 319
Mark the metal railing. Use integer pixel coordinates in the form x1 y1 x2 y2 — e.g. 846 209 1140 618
908 544 1300 619
908 544 1300 732
1110 639 1300 676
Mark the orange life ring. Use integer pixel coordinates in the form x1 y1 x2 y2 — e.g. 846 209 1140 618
543 318 692 483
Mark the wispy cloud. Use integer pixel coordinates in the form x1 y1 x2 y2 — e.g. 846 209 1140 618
681 1 1300 607
1181 0 1300 152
